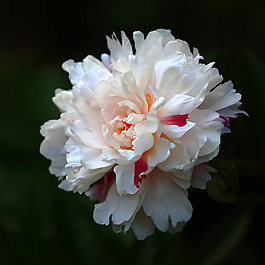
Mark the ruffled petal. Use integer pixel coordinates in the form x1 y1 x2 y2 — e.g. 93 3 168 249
107 31 133 63
62 60 85 85
93 184 140 225
40 118 70 177
52 90 74 112
143 169 193 232
158 144 190 171
131 207 155 240
199 81 247 117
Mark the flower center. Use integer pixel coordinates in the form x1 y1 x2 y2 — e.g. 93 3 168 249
117 121 131 134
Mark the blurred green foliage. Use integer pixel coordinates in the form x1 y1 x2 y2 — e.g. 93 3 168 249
1 0 265 264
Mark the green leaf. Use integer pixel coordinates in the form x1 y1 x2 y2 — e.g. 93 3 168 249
207 159 239 203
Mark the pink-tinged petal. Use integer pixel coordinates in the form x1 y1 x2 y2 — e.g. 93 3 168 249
220 115 231 127
134 154 148 188
86 171 115 202
161 114 189 126
59 166 113 194
161 122 195 142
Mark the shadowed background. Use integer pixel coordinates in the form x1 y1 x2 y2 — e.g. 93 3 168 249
1 0 265 264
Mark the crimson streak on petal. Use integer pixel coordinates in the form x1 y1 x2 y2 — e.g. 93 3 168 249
134 154 148 188
220 115 231 128
161 114 189 127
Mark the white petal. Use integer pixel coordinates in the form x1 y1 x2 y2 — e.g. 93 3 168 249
189 109 223 157
191 163 216 189
131 207 155 240
145 108 159 133
163 39 193 58
52 90 74 112
40 119 70 177
102 125 120 150
94 80 113 108
93 184 140 225
118 100 141 113
160 94 199 117
162 122 195 141
61 166 113 194
155 53 187 92
189 109 219 125
132 131 154 155
101 53 111 69
114 164 139 195
200 81 244 115
133 31 144 52
70 120 106 149
147 135 173 167
143 169 193 232
107 31 133 63
158 144 190 171
180 126 207 160
65 136 111 170
62 59 85 85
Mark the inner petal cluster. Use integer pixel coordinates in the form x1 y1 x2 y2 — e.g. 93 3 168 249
108 104 146 149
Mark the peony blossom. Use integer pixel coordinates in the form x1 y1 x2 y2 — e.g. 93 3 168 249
40 29 246 240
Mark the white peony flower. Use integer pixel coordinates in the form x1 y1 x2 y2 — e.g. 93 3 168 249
40 29 246 240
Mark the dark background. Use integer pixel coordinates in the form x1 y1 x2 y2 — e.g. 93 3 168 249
1 0 265 264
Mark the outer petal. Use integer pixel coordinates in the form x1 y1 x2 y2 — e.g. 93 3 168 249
59 166 113 194
199 81 247 117
62 60 85 85
107 31 133 63
52 90 74 112
93 184 140 226
131 207 155 240
143 169 193 232
189 109 223 157
191 163 214 189
40 118 70 177
65 136 112 170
